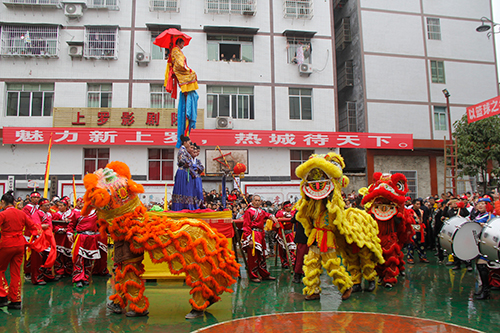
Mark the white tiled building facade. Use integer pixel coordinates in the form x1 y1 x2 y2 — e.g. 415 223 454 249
0 0 497 202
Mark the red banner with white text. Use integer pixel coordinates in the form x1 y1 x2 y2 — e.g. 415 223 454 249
467 95 500 123
2 127 413 149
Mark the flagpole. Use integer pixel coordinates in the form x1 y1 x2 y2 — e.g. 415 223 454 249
72 175 77 207
164 183 168 211
43 133 53 198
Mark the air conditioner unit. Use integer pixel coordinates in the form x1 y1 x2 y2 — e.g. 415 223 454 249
216 117 233 129
64 3 83 18
299 63 313 76
135 51 150 65
68 45 83 57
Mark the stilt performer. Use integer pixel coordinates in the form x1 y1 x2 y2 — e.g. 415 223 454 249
155 28 198 148
82 161 240 318
360 173 415 288
294 152 384 300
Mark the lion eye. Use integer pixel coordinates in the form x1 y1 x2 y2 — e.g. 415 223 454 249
396 180 405 191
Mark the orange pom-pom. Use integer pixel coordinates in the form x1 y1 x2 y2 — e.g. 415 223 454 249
107 161 131 179
83 173 98 190
128 179 145 194
90 188 111 207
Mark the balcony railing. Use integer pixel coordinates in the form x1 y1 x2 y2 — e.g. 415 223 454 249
3 0 60 7
337 60 353 91
205 0 256 16
150 0 179 12
335 17 351 51
87 0 119 10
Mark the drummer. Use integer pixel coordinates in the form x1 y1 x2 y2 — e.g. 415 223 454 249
445 199 472 271
473 197 494 300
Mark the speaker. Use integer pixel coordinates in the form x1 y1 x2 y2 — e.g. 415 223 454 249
50 176 58 198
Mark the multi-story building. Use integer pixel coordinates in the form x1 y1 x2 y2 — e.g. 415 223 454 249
0 0 497 202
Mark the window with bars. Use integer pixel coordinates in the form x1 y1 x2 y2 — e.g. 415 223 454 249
335 17 351 51
3 0 60 6
337 60 353 91
430 60 445 83
150 84 175 108
87 0 119 10
390 170 417 199
84 26 118 59
427 18 441 40
150 0 179 12
207 86 254 119
0 25 59 57
205 0 256 15
286 37 311 64
290 150 314 180
434 106 447 131
346 101 357 132
148 148 175 180
6 83 54 117
284 0 313 19
84 148 110 175
289 88 312 120
207 35 253 62
88 83 112 108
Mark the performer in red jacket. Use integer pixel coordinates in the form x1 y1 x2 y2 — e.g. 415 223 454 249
21 191 41 281
67 209 101 287
0 191 42 309
51 197 76 277
242 195 278 282
274 202 296 269
30 198 57 285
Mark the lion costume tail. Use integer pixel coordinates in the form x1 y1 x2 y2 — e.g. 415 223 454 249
102 205 240 311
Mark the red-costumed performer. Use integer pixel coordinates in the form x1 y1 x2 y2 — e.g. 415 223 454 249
361 173 415 288
81 161 240 318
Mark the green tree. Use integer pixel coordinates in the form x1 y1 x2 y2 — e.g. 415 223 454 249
453 113 500 193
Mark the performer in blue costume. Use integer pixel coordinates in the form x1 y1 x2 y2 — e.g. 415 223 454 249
172 135 202 211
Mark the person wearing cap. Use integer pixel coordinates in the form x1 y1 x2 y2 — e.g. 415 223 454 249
473 197 495 300
52 196 76 277
30 198 57 285
21 191 41 281
274 201 296 269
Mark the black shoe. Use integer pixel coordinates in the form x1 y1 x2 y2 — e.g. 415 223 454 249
107 302 123 314
384 282 393 288
24 274 31 282
445 261 455 266
474 288 483 296
0 296 8 307
292 273 302 284
366 280 376 292
400 271 405 277
75 281 84 288
452 265 461 271
34 281 46 286
7 302 21 310
475 291 490 300
185 309 204 319
467 266 473 272
352 284 362 293
126 310 149 317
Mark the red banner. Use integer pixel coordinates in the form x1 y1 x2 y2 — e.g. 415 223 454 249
2 127 413 149
467 95 500 123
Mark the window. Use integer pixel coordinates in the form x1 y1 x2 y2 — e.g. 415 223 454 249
0 25 59 57
287 37 311 64
87 0 119 10
84 148 110 175
3 0 60 5
390 170 417 200
434 106 447 131
289 88 312 120
335 17 351 51
338 60 353 91
88 84 112 107
151 33 169 60
290 150 314 180
151 84 175 108
430 60 445 83
6 83 54 117
84 26 118 59
148 148 175 180
150 0 179 11
205 0 256 15
207 86 254 119
427 18 441 40
346 101 357 132
284 0 313 19
207 35 253 62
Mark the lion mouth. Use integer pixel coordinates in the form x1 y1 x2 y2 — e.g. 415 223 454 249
372 200 397 221
302 168 334 199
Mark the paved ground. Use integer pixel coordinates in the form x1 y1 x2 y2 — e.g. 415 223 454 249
1 255 499 332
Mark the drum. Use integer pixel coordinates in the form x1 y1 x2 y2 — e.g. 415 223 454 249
479 217 500 262
439 216 482 261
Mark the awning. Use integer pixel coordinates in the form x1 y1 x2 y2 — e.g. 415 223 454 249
146 23 182 31
282 30 317 38
203 26 259 35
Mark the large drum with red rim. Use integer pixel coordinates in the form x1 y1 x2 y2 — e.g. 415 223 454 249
439 216 482 261
479 217 500 262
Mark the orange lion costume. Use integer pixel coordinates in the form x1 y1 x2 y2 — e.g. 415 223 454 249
82 161 240 318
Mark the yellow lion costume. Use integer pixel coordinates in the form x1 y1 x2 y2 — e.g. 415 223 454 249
295 152 384 300
82 161 240 318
